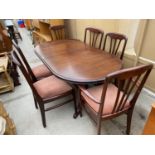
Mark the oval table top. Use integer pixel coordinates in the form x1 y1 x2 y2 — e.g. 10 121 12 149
35 40 122 84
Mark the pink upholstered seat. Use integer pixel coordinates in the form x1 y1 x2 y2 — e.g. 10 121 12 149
32 64 52 80
81 84 130 116
79 65 153 134
33 75 72 100
12 49 77 128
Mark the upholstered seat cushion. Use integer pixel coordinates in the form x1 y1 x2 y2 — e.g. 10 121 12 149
32 64 52 79
33 76 72 100
81 84 130 116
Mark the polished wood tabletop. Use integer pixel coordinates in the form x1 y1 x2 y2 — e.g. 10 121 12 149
35 40 122 84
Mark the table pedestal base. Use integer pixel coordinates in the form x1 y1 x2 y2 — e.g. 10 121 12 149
72 85 83 118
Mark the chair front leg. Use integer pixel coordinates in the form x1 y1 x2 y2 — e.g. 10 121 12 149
126 109 134 135
97 117 102 135
38 102 46 128
33 93 38 109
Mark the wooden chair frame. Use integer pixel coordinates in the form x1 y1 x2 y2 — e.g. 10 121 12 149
49 25 65 40
103 32 128 60
80 64 153 134
84 27 104 49
12 40 37 82
11 50 77 127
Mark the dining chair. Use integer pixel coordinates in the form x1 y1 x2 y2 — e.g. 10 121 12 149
79 64 153 134
49 25 66 40
84 27 104 49
12 40 52 82
103 32 128 60
12 50 77 127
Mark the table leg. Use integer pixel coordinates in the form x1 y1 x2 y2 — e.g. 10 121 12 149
73 85 82 118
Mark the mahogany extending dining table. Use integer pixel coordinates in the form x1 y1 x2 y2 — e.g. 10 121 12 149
34 39 122 118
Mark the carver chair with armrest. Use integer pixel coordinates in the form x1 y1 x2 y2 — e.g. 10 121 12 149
11 50 77 127
12 40 52 82
80 64 153 134
49 25 66 40
84 27 104 49
102 32 128 60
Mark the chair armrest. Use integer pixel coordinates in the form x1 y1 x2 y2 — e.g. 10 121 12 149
79 86 101 104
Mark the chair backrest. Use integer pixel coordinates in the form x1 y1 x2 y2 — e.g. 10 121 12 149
49 25 65 40
12 40 37 82
103 32 128 60
98 64 153 116
11 50 40 98
84 27 104 49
